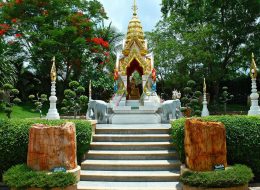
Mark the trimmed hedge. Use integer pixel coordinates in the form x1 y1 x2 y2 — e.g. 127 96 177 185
181 164 253 188
171 115 260 179
3 164 76 189
0 118 92 179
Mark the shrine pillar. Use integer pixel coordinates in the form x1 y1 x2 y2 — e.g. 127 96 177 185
121 76 128 89
142 75 148 89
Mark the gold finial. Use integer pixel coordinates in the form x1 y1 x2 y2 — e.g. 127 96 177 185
203 78 206 93
251 52 257 79
132 0 138 16
50 56 57 82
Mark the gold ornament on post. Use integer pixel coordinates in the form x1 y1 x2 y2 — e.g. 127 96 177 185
251 53 257 79
132 0 138 16
50 56 57 82
203 78 206 93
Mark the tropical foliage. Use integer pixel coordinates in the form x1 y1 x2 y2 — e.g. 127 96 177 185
148 0 260 102
0 0 119 102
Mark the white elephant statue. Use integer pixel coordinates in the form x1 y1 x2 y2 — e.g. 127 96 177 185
161 99 182 123
86 99 108 124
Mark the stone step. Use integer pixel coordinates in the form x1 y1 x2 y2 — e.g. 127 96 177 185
85 150 178 160
81 160 181 171
95 124 170 134
90 142 174 150
80 170 180 182
93 134 171 142
77 181 183 190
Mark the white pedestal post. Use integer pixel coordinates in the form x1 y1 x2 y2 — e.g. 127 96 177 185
201 92 209 117
46 81 60 120
248 78 260 115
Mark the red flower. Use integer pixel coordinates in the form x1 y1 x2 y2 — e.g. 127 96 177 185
102 41 109 48
0 24 10 36
0 23 10 30
104 52 109 56
92 37 102 45
15 33 22 38
0 30 6 36
100 61 104 65
90 37 109 48
11 18 17 23
15 0 22 4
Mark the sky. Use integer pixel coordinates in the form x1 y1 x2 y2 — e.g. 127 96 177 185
98 0 162 33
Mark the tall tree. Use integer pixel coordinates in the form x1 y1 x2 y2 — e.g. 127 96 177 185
149 0 260 102
0 0 109 94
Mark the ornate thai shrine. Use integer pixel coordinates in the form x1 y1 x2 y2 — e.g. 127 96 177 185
109 0 161 124
86 1 182 124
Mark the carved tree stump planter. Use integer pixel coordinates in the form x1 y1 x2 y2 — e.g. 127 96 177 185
26 122 80 188
185 119 227 171
27 122 77 171
182 184 248 190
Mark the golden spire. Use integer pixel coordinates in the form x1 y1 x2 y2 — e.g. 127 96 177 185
203 78 206 93
251 53 257 79
123 0 147 55
50 56 57 82
132 0 137 16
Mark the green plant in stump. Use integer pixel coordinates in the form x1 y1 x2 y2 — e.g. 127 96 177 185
219 86 234 114
181 80 202 116
0 83 21 118
61 81 88 119
28 94 48 118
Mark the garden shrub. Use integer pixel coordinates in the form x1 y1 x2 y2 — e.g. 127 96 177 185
171 115 260 179
0 118 92 179
3 164 76 189
181 164 253 188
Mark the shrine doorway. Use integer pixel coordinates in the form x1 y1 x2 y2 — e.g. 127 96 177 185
126 59 144 100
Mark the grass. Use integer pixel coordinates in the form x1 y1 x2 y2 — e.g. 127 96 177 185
0 104 45 119
209 103 248 115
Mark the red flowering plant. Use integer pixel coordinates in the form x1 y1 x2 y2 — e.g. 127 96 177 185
0 0 110 88
85 37 110 66
0 24 10 36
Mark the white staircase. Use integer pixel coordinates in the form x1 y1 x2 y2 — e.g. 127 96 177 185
77 124 182 190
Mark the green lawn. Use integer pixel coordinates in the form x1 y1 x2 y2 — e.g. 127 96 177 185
209 103 248 115
0 104 43 119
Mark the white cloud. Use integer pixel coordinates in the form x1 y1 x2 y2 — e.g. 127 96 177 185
99 0 161 33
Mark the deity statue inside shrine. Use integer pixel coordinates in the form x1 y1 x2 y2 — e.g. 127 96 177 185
129 77 140 100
